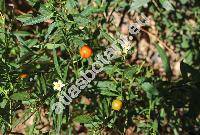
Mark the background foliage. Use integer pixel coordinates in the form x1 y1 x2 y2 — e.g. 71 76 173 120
0 0 199 134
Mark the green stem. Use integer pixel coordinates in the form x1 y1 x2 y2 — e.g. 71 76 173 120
148 100 152 119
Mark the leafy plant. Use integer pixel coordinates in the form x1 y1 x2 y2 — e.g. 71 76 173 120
0 0 199 134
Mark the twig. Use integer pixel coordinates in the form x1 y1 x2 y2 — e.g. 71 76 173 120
15 9 26 15
9 132 24 135
140 27 176 56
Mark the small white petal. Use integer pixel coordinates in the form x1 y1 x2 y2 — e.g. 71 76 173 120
53 82 57 85
58 80 62 84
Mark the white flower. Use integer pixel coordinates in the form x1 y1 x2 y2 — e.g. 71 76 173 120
118 35 133 54
53 80 65 91
122 43 133 54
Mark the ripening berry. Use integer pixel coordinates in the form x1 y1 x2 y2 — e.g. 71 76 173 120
112 99 123 111
80 45 93 59
19 73 28 79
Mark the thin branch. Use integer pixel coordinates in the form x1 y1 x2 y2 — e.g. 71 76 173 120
140 27 177 56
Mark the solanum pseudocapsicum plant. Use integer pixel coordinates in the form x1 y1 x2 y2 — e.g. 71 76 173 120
0 0 199 134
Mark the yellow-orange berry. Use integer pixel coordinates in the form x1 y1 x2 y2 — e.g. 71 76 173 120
112 99 123 111
80 45 93 59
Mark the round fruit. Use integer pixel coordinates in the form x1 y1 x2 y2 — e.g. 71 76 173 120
80 45 93 59
19 73 29 79
112 99 123 111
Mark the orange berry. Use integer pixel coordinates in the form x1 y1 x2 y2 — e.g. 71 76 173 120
112 99 123 111
80 45 93 59
19 73 28 79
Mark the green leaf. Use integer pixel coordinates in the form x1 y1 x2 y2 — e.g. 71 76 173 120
45 22 57 40
153 120 158 131
95 81 117 92
0 12 5 43
156 44 172 79
103 99 109 117
16 36 35 54
129 0 150 11
0 14 4 26
22 13 53 26
22 99 37 105
0 98 7 108
26 0 38 6
94 81 119 96
45 43 63 49
81 6 106 16
65 0 77 11
181 36 189 49
72 38 86 47
13 31 32 37
74 115 93 124
16 14 32 22
184 50 193 65
173 128 179 135
180 0 188 4
0 86 8 98
160 108 166 118
53 46 62 79
63 64 69 82
100 90 119 97
74 16 90 27
160 0 174 11
124 67 137 80
100 30 115 43
25 39 38 47
10 92 30 101
104 65 121 76
40 74 47 95
56 114 63 134
0 0 5 11
141 82 158 99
